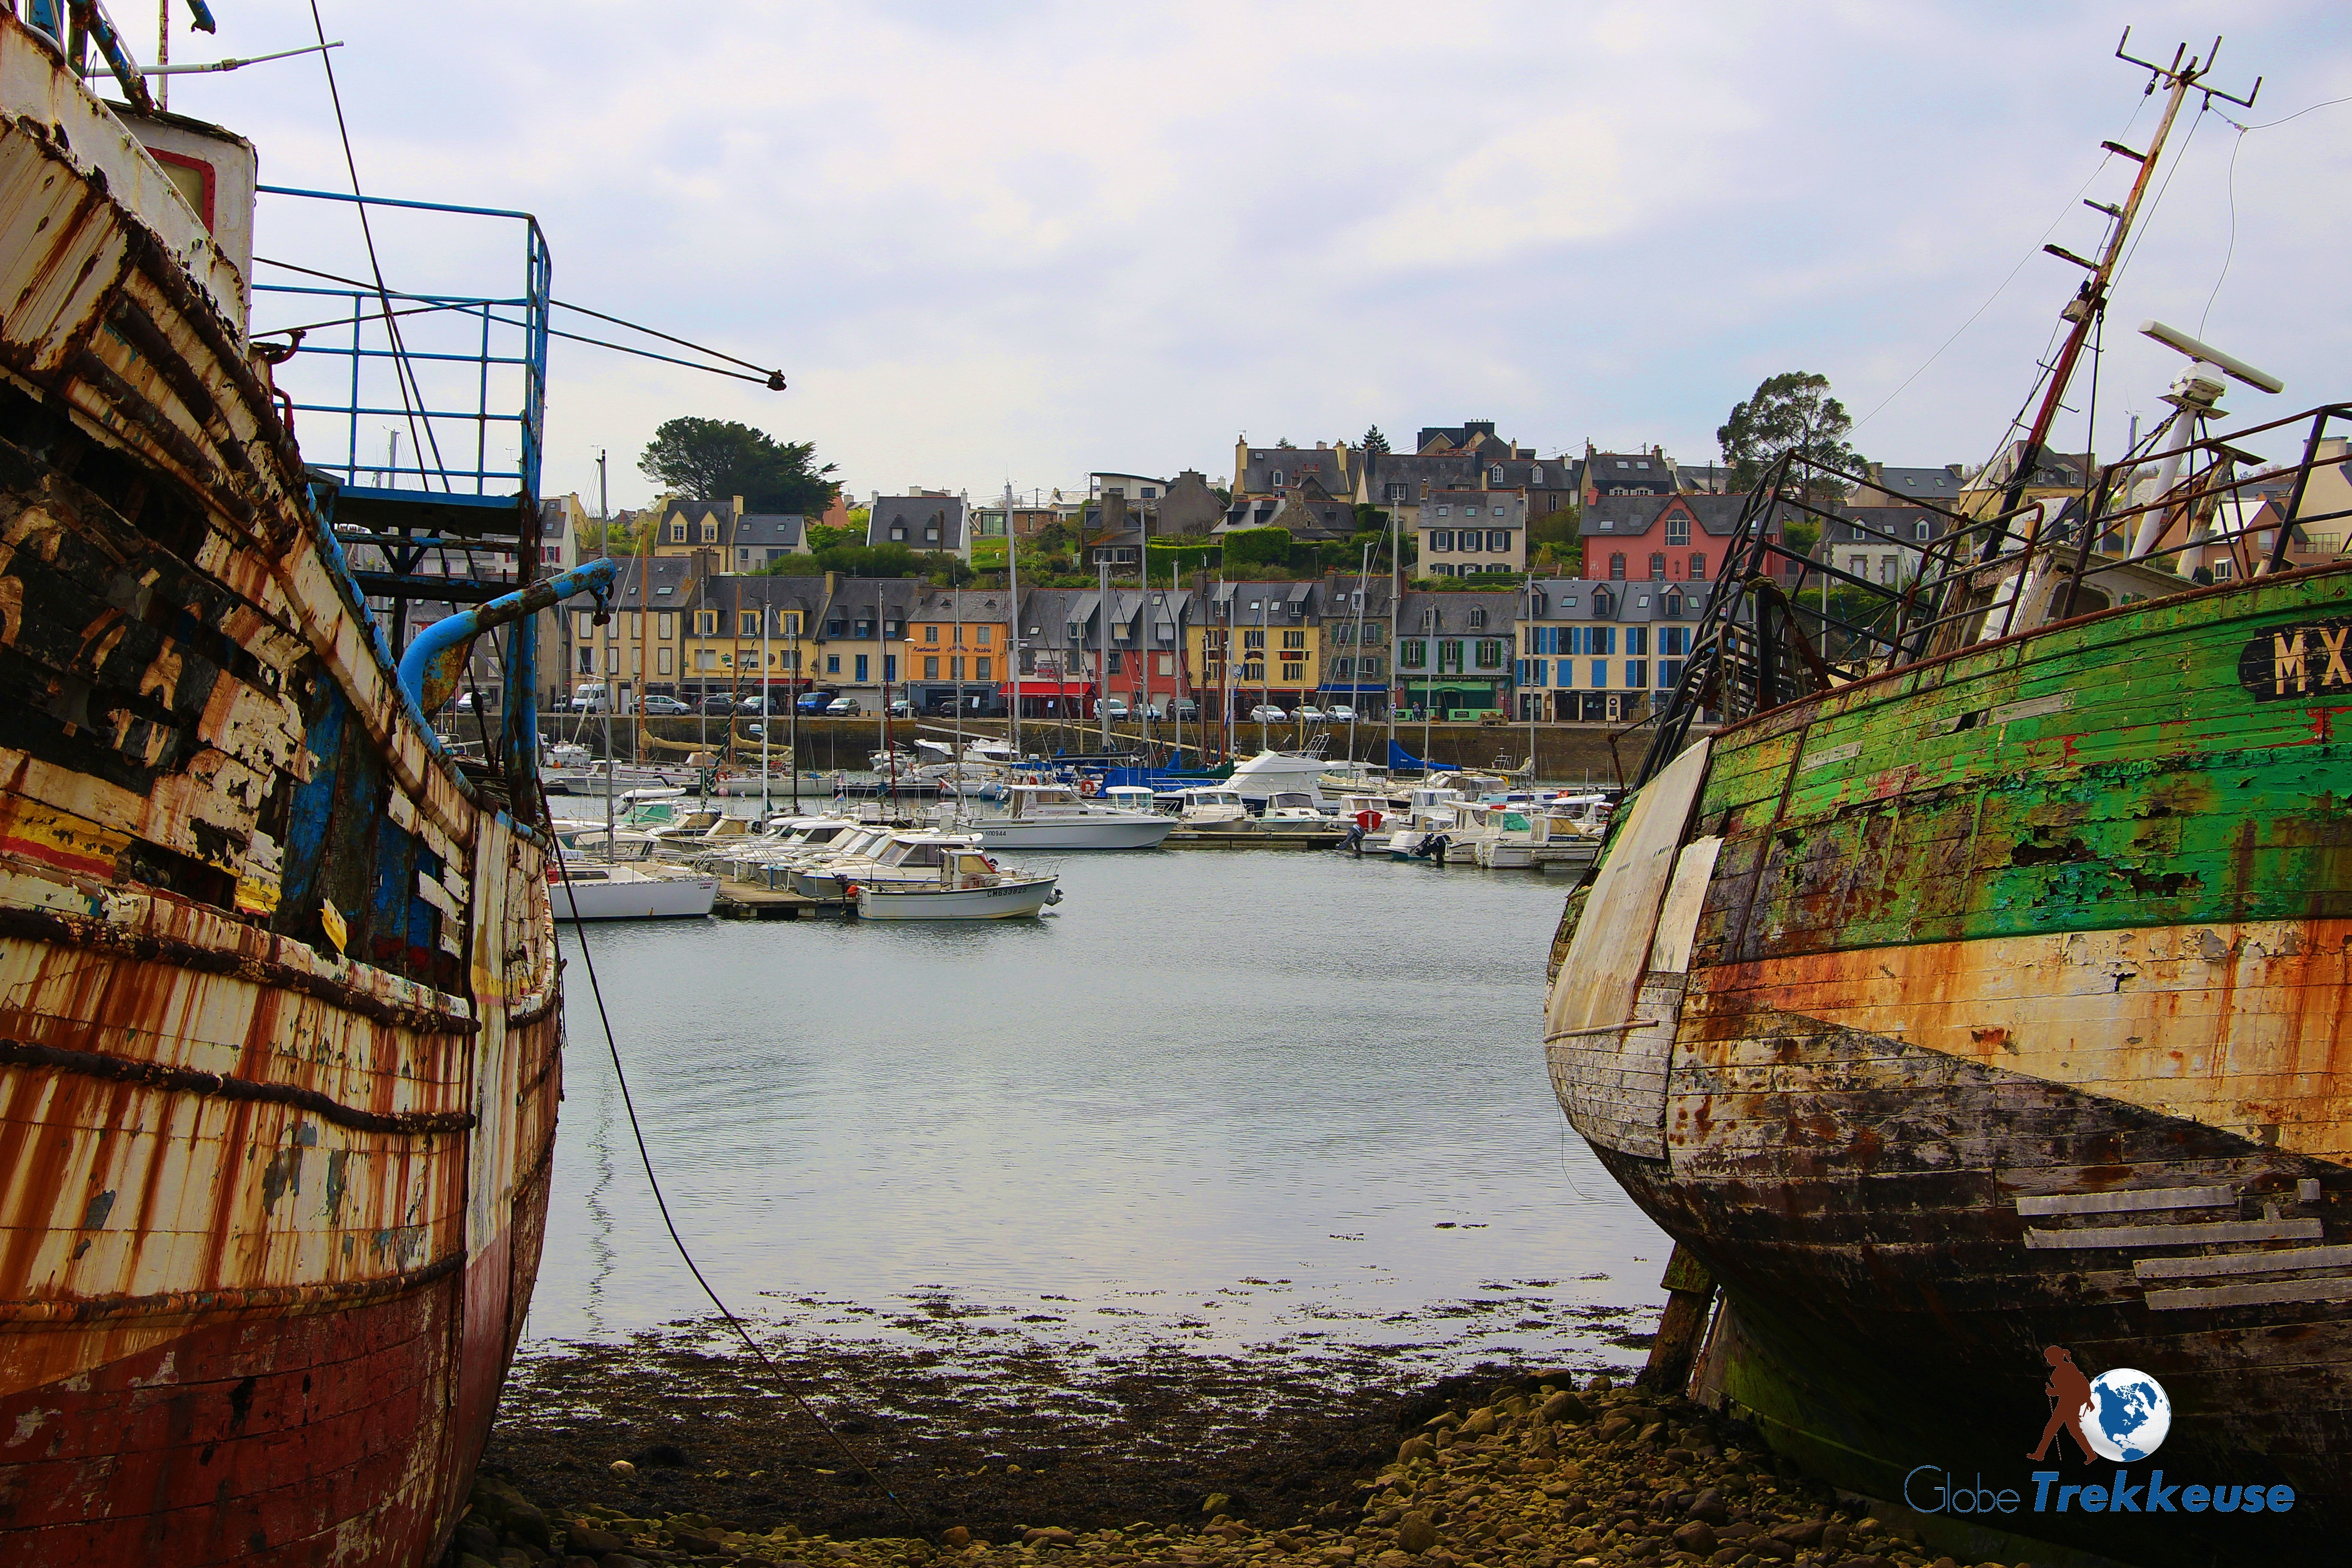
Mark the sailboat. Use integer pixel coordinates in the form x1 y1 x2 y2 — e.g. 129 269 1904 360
1543 34 2350 1565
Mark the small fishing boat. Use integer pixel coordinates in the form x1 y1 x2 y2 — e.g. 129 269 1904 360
1168 786 1251 827
852 848 1060 920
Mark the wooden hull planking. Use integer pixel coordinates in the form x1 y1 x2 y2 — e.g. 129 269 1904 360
1546 562 2352 1564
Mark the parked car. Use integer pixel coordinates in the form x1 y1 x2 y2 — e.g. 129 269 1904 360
641 695 691 715
738 694 788 715
1294 705 1328 722
890 698 918 718
1325 704 1357 722
568 684 606 713
825 696 859 715
1248 704 1288 722
1168 698 1199 721
796 691 836 713
1092 699 1130 720
697 692 740 715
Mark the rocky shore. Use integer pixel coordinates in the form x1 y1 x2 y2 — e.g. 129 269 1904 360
452 1364 2038 1568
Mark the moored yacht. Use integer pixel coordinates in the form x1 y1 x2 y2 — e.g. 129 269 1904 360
972 784 1176 850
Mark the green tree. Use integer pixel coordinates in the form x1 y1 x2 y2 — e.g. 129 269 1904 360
923 551 974 586
806 522 864 551
1361 425 1391 455
1717 373 1862 497
638 417 839 513
1274 437 1298 450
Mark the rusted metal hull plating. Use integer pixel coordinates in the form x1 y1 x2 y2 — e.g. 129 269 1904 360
1545 560 2352 1568
0 15 571 1565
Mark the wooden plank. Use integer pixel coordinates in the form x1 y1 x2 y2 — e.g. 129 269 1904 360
2024 1218 2322 1250
2015 1185 2235 1216
2145 1276 2352 1312
1545 737 1710 1038
2136 1245 2352 1281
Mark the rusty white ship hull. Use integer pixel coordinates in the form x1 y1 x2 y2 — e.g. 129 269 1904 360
0 16 576 1564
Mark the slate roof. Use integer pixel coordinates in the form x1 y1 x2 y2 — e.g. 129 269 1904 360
1581 452 1677 496
1868 466 1964 504
910 588 1012 623
868 495 968 551
1524 577 1717 624
1580 493 1752 538
1395 590 1521 637
1237 446 1352 496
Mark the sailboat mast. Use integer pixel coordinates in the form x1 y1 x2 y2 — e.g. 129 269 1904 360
1005 484 1023 760
599 449 613 853
1986 33 2251 549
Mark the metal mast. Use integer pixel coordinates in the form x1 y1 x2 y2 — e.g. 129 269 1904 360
1980 31 2260 558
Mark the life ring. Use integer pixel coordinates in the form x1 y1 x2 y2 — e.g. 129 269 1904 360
1078 778 1101 797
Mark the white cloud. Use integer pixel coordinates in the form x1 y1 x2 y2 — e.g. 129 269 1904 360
160 1 2352 509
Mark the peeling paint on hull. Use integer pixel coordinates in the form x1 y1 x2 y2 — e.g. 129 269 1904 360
1546 559 2352 1567
0 18 563 1565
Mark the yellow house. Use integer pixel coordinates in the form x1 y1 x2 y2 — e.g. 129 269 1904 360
1187 579 1321 715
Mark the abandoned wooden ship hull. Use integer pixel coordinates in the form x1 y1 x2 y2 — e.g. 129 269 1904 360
1546 561 2352 1567
0 16 575 1565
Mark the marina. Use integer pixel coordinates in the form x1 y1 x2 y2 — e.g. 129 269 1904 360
6 8 2347 1568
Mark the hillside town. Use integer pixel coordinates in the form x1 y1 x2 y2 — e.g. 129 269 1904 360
419 413 2346 732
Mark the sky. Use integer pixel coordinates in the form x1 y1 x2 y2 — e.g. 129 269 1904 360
155 2 2352 514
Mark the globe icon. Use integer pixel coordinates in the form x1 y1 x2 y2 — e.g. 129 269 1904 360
2080 1368 2171 1462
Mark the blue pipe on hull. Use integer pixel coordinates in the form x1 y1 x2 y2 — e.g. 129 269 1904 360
397 557 617 719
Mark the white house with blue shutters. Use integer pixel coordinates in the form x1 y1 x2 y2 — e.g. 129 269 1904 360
1515 577 1717 723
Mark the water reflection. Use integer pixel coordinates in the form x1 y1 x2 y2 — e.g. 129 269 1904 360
534 851 1670 1370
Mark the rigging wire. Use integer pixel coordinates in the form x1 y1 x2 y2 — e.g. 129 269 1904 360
1848 93 2154 438
544 827 926 1541
2190 93 2352 339
252 260 785 388
2198 126 2244 340
306 1 449 490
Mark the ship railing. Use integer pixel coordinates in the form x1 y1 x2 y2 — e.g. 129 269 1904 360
1628 403 2352 789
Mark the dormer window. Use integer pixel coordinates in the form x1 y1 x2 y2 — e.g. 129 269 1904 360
890 525 906 540
1468 607 1487 630
669 521 686 542
1270 469 1285 487
702 522 718 542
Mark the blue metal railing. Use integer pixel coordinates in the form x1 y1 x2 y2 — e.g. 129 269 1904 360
251 186 549 503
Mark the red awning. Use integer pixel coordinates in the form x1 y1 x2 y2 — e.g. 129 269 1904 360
1001 679 1097 696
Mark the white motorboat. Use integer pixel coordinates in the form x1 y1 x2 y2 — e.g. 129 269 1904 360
549 858 718 920
1384 784 1467 860
794 829 984 899
1167 786 1250 827
963 738 1021 767
1259 789 1330 823
851 846 1060 921
971 784 1175 850
1225 749 1333 803
1474 797 1608 869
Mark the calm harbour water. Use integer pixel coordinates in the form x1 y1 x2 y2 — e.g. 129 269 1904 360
532 848 1673 1375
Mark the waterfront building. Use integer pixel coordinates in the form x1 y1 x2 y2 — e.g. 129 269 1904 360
1394 589 1517 718
1515 576 1713 723
1011 586 1100 720
904 588 1013 715
1318 575 1392 718
811 575 921 707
